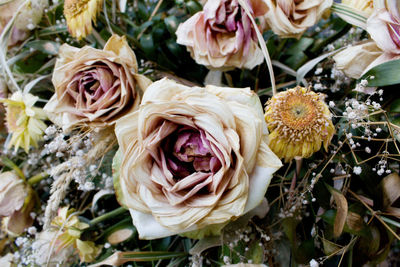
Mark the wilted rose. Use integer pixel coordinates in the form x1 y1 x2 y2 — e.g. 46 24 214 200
367 3 400 54
114 78 282 239
0 0 48 46
335 1 400 79
333 41 383 79
0 172 27 217
264 0 332 38
0 171 34 236
176 0 269 69
44 34 151 130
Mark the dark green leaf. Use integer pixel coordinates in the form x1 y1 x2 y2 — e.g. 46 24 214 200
361 59 400 87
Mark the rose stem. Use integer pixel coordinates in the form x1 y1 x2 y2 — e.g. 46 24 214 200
289 158 303 201
27 172 49 185
1 156 25 181
90 207 128 226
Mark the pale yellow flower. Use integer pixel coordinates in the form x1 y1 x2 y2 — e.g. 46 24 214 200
41 207 101 263
114 78 282 239
1 91 47 153
76 239 102 263
64 0 103 39
51 207 89 251
265 87 335 162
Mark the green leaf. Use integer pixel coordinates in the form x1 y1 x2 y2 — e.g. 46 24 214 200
90 251 187 267
38 25 68 36
164 16 180 35
361 59 400 87
122 251 187 261
286 37 314 55
25 40 60 55
246 240 264 264
331 3 368 29
186 0 203 15
390 99 400 113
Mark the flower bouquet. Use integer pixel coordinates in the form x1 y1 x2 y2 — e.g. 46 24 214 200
0 0 400 266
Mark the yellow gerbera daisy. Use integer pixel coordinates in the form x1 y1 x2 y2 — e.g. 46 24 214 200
64 0 103 39
265 86 335 162
1 91 47 153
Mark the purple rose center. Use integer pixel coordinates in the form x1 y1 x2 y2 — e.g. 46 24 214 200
67 61 122 113
388 16 400 49
205 0 254 56
163 128 222 179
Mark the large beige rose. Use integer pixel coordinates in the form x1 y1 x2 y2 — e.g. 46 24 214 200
44 34 151 130
176 0 269 69
264 0 333 38
113 78 282 239
0 171 27 217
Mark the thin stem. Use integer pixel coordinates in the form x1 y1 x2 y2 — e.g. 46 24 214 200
289 158 302 200
28 172 49 185
1 156 25 181
90 207 128 226
349 190 400 241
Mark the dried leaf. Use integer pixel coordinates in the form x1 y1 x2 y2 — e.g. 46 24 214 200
381 173 400 209
321 237 342 256
346 211 364 233
326 184 348 238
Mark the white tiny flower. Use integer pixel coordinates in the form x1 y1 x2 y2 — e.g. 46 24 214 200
360 79 368 86
310 259 319 267
315 67 323 75
27 226 37 235
329 101 335 108
353 166 362 175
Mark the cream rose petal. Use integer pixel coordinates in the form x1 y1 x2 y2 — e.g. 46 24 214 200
333 41 384 79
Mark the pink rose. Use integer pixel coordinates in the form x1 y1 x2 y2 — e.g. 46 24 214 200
176 0 269 69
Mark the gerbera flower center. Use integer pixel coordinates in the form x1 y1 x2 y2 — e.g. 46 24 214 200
280 95 316 130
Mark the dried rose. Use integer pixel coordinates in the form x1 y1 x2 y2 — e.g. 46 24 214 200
0 171 34 236
113 78 282 239
176 0 269 69
367 2 400 54
0 172 27 217
44 34 151 130
264 0 333 38
334 1 400 79
333 41 383 79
